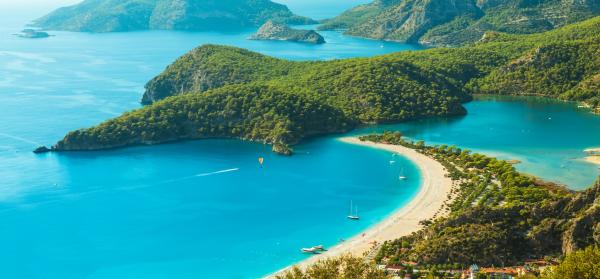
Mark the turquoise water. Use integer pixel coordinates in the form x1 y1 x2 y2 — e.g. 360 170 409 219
354 95 600 189
0 6 422 279
0 138 420 279
278 0 372 20
0 3 599 279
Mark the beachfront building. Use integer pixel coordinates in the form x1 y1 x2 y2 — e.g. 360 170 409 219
462 264 479 279
524 259 557 275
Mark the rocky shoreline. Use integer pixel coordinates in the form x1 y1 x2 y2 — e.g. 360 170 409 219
250 20 325 44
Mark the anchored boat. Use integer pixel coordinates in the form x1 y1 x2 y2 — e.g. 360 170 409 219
347 200 360 220
301 245 325 254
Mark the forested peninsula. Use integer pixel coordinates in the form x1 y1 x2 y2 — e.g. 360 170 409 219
320 0 600 47
33 0 315 33
363 132 600 268
41 16 600 154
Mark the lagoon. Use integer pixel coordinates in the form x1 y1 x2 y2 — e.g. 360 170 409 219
354 95 600 190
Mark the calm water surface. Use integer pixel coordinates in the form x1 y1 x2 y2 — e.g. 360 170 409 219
0 3 599 279
354 95 600 189
0 5 421 279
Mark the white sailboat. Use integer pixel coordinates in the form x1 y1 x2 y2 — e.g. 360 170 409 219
347 200 360 220
399 167 407 180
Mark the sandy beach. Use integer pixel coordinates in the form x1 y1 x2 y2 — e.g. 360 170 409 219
586 155 600 166
584 148 600 167
267 137 453 278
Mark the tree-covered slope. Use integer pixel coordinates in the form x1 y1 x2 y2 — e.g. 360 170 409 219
363 132 600 268
321 0 600 47
55 48 469 154
142 45 300 104
34 0 315 32
44 17 600 154
317 0 401 31
145 16 600 105
56 83 354 155
471 39 600 107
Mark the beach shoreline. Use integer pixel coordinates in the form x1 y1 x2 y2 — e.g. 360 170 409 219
265 136 453 278
585 155 600 166
584 148 600 167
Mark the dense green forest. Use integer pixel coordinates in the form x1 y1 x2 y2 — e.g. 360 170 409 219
34 0 315 32
143 16 600 106
541 246 600 279
321 0 600 46
276 255 390 279
44 17 600 154
362 132 600 270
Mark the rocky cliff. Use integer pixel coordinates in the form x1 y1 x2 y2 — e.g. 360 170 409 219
323 0 600 46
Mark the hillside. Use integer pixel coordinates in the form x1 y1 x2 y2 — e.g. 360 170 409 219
274 132 600 277
41 17 600 154
317 0 401 31
321 0 600 47
33 0 315 32
362 132 600 268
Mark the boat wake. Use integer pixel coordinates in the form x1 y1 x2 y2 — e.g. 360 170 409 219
0 133 41 146
0 167 244 212
196 168 240 177
152 168 241 185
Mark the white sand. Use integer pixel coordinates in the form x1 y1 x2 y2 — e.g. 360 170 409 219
584 148 600 167
266 137 453 278
585 155 600 166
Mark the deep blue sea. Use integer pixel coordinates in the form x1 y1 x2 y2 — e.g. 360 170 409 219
0 2 599 279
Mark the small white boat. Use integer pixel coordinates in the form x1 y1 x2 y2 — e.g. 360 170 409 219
301 245 325 253
399 167 407 180
347 200 360 220
389 160 396 164
301 247 319 253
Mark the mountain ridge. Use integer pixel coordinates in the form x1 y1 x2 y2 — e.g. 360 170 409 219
321 0 600 46
38 16 600 154
34 0 316 33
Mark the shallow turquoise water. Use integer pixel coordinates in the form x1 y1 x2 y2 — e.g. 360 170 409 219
0 7 421 279
0 3 599 279
354 95 600 189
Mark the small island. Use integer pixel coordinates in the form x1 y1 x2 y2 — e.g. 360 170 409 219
15 29 50 39
250 20 325 44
